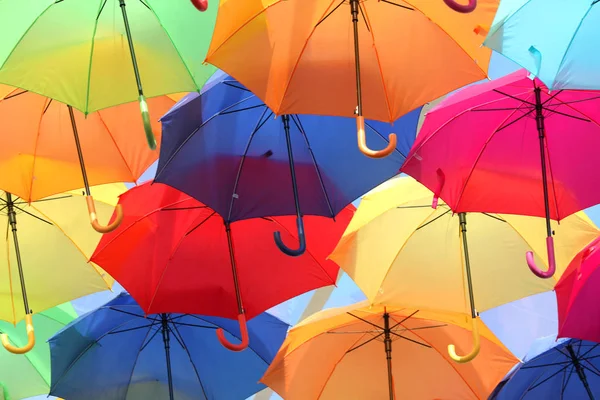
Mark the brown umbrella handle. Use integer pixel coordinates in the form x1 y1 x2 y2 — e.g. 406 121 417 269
443 0 476 13
1 314 35 354
357 117 397 159
86 196 124 233
216 313 249 351
190 0 208 11
448 317 480 363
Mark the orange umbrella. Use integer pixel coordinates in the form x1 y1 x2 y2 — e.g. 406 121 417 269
205 0 497 158
0 85 179 232
261 302 517 400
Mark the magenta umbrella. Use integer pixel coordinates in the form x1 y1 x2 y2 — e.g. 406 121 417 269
402 69 600 279
555 235 600 343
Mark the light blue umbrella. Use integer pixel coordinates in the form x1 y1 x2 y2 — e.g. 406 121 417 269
484 0 600 90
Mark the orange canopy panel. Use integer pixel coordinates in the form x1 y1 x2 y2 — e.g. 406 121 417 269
206 0 498 122
0 85 179 201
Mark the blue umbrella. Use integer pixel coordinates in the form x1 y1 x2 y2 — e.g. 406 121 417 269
491 335 600 399
48 293 289 400
155 72 420 256
484 0 600 90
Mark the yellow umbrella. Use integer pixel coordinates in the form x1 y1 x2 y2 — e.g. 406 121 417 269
329 176 598 363
0 183 124 354
261 301 517 400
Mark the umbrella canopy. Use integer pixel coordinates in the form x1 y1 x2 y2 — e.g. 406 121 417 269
329 176 597 362
402 68 600 278
49 293 289 400
155 72 420 255
205 0 498 158
0 183 123 353
91 182 352 350
555 234 600 343
0 0 217 148
484 0 600 90
0 303 76 400
261 301 517 400
491 336 600 399
0 85 173 202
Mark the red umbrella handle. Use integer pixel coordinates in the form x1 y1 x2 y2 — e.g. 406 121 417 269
526 236 556 279
443 0 476 13
216 314 249 351
191 0 208 11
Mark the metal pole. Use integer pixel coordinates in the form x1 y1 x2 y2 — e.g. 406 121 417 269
6 193 30 315
459 213 477 319
282 115 302 222
534 86 553 238
566 344 595 400
160 314 175 400
225 222 244 315
68 105 91 196
383 312 394 400
350 0 363 117
119 0 144 98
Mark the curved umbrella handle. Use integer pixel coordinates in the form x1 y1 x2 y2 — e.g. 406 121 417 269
356 116 397 159
526 236 556 279
190 0 208 11
274 216 307 257
443 0 476 13
139 95 157 150
448 317 480 363
432 168 446 209
1 314 35 354
86 196 124 234
216 313 249 352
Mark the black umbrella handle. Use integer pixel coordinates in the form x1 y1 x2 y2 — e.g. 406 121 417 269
443 0 476 13
274 217 307 257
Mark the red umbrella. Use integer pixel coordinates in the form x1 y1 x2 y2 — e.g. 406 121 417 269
91 182 353 351
555 235 600 343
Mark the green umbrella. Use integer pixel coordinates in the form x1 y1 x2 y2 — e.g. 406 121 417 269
0 0 217 149
0 303 77 400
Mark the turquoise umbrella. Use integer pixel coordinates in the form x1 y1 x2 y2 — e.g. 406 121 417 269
484 0 600 90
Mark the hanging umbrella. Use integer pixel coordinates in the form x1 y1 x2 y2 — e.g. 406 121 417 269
329 176 597 363
260 301 516 400
484 0 600 91
0 183 124 354
0 0 217 149
49 292 289 400
491 336 600 399
0 302 76 400
90 182 353 351
402 68 600 279
155 72 420 256
203 0 498 158
0 85 177 232
555 234 600 343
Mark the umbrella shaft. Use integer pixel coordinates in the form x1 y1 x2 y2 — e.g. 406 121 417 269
349 0 363 116
225 223 244 314
6 193 30 314
458 213 477 319
534 87 553 237
383 313 394 400
282 115 302 219
119 0 144 95
566 345 595 400
68 106 91 195
161 314 175 400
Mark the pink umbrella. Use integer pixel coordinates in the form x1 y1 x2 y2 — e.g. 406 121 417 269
555 236 600 343
402 69 600 279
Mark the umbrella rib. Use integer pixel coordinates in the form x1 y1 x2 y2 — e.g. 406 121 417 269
493 89 536 107
581 363 600 378
226 107 272 221
480 213 507 223
219 104 267 115
542 107 590 122
560 365 574 399
138 0 151 11
527 364 571 392
12 205 53 225
346 332 384 353
166 324 187 349
162 205 209 211
415 209 452 230
222 81 252 92
364 120 405 157
521 361 572 369
169 322 210 399
327 330 382 334
315 0 345 28
347 312 384 331
389 309 420 329
108 323 157 335
494 107 535 132
396 204 448 209
171 321 217 330
394 324 448 333
107 307 147 319
185 211 216 236
19 194 74 204
96 0 108 20
2 89 28 100
122 323 160 400
358 2 371 32
389 331 431 347
380 0 413 10
553 95 600 105
290 114 336 218
138 324 162 352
